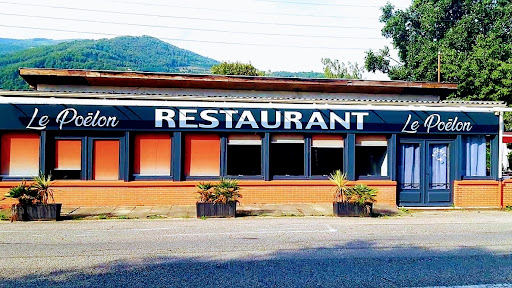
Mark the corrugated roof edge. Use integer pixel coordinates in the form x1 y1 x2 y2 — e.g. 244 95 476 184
18 68 457 95
0 90 504 107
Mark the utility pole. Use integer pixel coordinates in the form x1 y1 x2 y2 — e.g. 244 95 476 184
437 50 441 83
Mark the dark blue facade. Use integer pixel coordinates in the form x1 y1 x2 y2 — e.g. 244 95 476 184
0 103 501 207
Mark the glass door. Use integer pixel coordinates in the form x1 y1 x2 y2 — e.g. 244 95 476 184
426 142 451 203
398 140 453 206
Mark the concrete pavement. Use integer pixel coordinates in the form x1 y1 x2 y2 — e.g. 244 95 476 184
1 211 512 287
59 203 399 219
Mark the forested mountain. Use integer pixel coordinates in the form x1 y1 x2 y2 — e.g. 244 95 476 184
0 36 220 90
0 38 61 55
0 35 326 90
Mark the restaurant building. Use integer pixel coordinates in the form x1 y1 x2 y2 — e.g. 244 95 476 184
0 68 511 209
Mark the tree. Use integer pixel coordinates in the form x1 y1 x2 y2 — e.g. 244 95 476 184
210 61 264 76
364 1 512 105
321 58 363 79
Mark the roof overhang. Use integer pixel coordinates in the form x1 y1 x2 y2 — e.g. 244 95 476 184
19 68 458 96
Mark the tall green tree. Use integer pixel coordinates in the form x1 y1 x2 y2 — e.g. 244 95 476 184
365 1 512 104
321 58 363 79
210 61 264 76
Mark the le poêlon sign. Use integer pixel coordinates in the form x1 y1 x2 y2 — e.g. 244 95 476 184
0 104 498 134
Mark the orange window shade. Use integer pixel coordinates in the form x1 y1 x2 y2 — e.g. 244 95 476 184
184 134 220 176
1 133 40 176
55 140 81 170
134 134 171 176
93 140 119 180
312 135 344 148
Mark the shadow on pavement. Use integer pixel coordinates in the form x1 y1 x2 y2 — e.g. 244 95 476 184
1 240 512 287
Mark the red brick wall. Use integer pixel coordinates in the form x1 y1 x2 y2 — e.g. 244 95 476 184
453 180 501 208
0 180 397 208
502 179 512 207
4 179 512 209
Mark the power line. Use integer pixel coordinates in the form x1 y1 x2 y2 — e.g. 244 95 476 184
109 0 379 20
254 0 408 9
0 12 386 40
0 24 382 50
0 1 377 29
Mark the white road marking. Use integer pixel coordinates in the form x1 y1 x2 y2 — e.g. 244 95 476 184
325 224 337 232
166 228 337 237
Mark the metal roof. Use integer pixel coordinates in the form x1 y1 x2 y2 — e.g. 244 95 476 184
0 90 504 107
19 68 458 96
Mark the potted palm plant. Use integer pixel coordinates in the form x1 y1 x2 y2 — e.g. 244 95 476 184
349 184 378 216
6 173 61 221
196 178 241 218
329 170 377 217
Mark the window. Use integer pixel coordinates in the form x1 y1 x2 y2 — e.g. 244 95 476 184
133 133 171 177
92 139 120 180
271 134 304 176
311 135 344 176
400 143 420 189
227 134 262 176
463 135 492 177
0 132 40 177
53 139 82 179
355 135 388 178
184 134 220 177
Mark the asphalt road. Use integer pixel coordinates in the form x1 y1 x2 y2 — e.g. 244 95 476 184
1 211 512 287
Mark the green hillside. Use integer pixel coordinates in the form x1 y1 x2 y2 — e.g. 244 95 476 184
0 36 220 90
0 38 61 56
268 71 325 78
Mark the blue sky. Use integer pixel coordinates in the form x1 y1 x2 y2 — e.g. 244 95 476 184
0 0 412 79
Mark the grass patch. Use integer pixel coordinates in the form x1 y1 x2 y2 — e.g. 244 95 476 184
505 206 512 212
146 214 167 219
116 215 130 219
399 207 410 214
97 214 108 219
0 209 10 221
279 213 304 217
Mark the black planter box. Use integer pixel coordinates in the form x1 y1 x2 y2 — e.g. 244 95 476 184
196 202 236 218
15 204 62 221
333 202 372 217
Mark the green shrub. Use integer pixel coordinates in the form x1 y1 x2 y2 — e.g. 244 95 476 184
196 178 242 204
347 184 378 206
5 180 38 206
196 182 215 203
214 178 241 204
5 173 55 206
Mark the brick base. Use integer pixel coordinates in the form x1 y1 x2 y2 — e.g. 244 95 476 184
502 180 512 207
4 179 512 209
454 180 501 208
0 180 397 208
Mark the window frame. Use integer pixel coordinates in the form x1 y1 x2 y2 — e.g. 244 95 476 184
270 134 307 180
461 134 498 180
308 134 345 180
225 133 264 180
0 131 42 181
87 136 125 181
131 132 173 181
51 136 87 180
183 133 223 181
355 134 392 181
